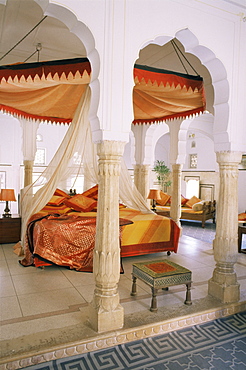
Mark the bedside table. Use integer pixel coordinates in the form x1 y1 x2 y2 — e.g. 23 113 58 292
0 215 21 243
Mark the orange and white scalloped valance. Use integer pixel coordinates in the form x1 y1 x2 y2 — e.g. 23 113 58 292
0 57 91 124
133 64 206 124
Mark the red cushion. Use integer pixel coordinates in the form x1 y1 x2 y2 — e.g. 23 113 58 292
47 195 67 206
54 188 68 197
82 185 98 200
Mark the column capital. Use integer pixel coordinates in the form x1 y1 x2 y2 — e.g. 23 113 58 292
216 151 242 164
97 140 125 158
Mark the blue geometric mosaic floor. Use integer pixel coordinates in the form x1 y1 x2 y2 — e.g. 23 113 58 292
23 311 246 370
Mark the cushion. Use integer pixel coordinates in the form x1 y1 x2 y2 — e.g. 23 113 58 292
181 195 189 206
239 213 246 221
82 184 98 200
47 195 67 206
165 196 172 206
64 194 97 212
186 195 201 208
54 188 68 197
41 204 72 214
156 191 171 206
192 201 205 212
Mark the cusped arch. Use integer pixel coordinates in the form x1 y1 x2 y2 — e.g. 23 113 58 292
175 28 230 151
137 28 230 152
34 0 101 140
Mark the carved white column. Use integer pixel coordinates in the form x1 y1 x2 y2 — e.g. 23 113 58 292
170 163 182 228
208 151 242 303
134 164 150 199
89 140 125 332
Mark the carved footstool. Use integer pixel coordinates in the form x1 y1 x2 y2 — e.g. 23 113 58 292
131 259 192 312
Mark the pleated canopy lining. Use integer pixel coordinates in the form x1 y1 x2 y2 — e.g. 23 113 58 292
0 58 206 124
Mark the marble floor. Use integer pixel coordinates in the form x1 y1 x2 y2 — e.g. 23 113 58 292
1 220 246 369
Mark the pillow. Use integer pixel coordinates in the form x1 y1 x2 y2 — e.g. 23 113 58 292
156 191 171 206
238 213 246 221
119 203 127 209
181 195 189 206
186 195 201 208
192 201 205 212
82 184 98 200
64 194 97 212
54 188 68 197
47 195 67 206
41 204 72 214
165 196 172 206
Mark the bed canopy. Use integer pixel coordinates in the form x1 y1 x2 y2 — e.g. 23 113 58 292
0 58 205 125
133 64 205 124
0 57 205 240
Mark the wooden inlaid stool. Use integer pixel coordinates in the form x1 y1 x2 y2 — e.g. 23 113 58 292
131 259 192 312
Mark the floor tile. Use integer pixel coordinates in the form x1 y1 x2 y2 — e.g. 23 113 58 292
0 296 22 321
18 287 87 316
11 269 73 295
0 275 16 297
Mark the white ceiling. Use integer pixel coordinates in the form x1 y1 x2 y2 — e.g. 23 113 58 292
0 0 86 66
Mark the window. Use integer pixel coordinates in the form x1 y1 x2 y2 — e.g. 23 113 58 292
34 148 46 165
184 176 200 199
189 154 197 169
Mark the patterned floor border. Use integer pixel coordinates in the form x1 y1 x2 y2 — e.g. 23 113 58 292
1 300 246 370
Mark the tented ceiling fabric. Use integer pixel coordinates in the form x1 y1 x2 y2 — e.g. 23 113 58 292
0 58 206 124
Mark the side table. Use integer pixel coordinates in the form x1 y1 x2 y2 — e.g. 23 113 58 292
131 259 192 312
0 215 21 243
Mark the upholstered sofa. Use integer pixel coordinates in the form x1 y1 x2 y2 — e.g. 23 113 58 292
156 193 216 228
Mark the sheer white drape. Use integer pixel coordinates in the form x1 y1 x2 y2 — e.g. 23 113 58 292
21 86 151 242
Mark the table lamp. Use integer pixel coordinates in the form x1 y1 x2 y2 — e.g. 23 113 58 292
0 189 16 218
147 189 161 212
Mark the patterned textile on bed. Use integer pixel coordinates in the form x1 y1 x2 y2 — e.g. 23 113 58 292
19 206 180 272
20 214 97 271
20 213 131 272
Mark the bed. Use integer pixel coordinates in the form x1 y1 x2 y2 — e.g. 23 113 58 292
155 193 216 228
19 188 181 272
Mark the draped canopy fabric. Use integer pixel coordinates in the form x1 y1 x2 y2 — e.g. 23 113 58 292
0 57 205 125
133 64 206 124
0 57 91 124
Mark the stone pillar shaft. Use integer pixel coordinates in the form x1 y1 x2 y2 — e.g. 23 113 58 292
208 151 242 303
90 140 125 333
170 164 182 228
134 164 150 199
23 160 34 187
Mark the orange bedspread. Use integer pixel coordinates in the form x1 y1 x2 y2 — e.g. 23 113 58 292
20 207 180 272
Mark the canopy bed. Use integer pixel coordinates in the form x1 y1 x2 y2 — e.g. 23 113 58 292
19 186 180 272
0 57 205 270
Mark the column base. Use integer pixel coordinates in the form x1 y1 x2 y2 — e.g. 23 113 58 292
89 301 124 333
208 278 240 303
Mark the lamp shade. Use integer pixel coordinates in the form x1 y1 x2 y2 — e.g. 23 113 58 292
0 189 16 201
147 189 161 201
